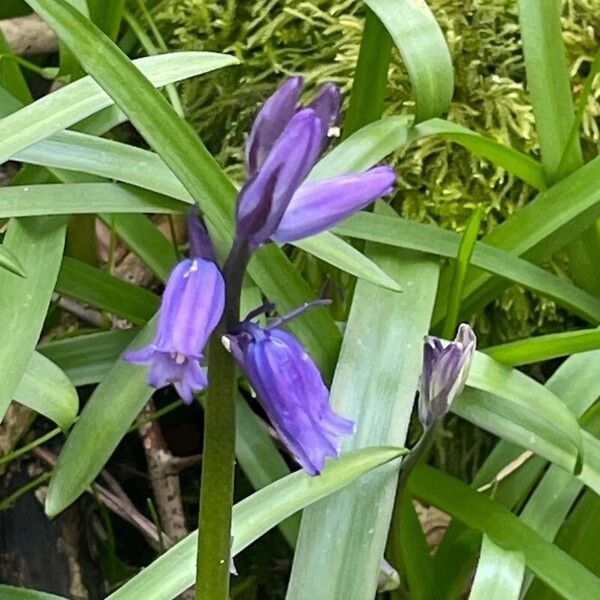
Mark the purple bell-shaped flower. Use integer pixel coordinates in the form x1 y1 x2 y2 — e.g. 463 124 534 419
226 321 355 475
124 218 225 403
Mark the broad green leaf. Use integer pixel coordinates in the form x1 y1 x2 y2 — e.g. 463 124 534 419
56 257 159 324
45 317 157 517
0 586 69 600
288 246 440 599
106 447 406 600
365 0 453 123
469 535 525 600
334 212 600 324
0 217 66 421
0 182 185 218
485 328 600 366
14 351 78 430
467 352 584 466
454 389 600 494
0 244 26 277
38 329 138 386
409 466 600 600
24 0 340 374
0 52 238 163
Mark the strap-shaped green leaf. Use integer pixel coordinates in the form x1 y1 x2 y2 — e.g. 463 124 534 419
0 244 26 277
365 0 453 122
14 351 78 430
0 217 66 420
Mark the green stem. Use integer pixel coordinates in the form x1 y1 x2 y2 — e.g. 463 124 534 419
195 335 237 599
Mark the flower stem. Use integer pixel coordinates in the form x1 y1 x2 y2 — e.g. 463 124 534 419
195 334 237 599
195 238 250 599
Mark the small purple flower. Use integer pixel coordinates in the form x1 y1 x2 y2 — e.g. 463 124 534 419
226 322 355 475
419 324 477 427
236 78 396 247
124 257 225 404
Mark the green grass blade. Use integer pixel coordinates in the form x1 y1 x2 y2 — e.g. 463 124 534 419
485 328 600 366
0 182 186 218
442 205 483 338
106 447 406 600
14 351 78 430
343 9 392 137
0 27 31 103
88 0 124 41
365 0 453 122
0 52 238 164
0 217 66 421
410 465 600 600
38 329 138 386
287 249 440 599
56 257 159 324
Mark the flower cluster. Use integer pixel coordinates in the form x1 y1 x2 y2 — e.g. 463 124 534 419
125 77 396 474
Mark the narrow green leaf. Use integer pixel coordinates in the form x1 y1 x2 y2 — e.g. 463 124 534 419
365 0 453 122
88 0 124 41
0 27 31 103
334 212 600 324
56 257 159 324
469 535 525 600
106 447 406 600
485 328 600 366
45 317 157 517
14 351 78 430
0 182 186 218
295 233 401 292
0 217 66 421
343 9 391 138
409 466 600 600
0 586 69 600
0 244 26 277
442 205 483 338
0 51 238 164
38 329 138 386
467 352 584 466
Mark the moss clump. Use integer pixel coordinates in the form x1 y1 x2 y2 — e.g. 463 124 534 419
150 0 600 340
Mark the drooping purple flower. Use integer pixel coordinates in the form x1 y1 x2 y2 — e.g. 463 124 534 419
419 324 477 427
124 247 225 404
236 77 396 248
226 322 355 475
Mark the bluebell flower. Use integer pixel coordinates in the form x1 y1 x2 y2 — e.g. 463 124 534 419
124 222 225 403
236 78 396 247
226 322 355 475
419 324 477 427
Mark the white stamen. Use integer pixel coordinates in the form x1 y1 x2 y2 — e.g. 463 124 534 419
328 126 341 138
183 259 199 278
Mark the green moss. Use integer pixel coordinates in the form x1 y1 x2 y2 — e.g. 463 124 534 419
150 0 600 340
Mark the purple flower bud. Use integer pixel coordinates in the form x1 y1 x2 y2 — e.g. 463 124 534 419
307 82 342 141
226 322 355 475
187 210 216 261
245 76 303 178
419 324 477 427
271 165 396 243
236 108 324 247
124 258 225 403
